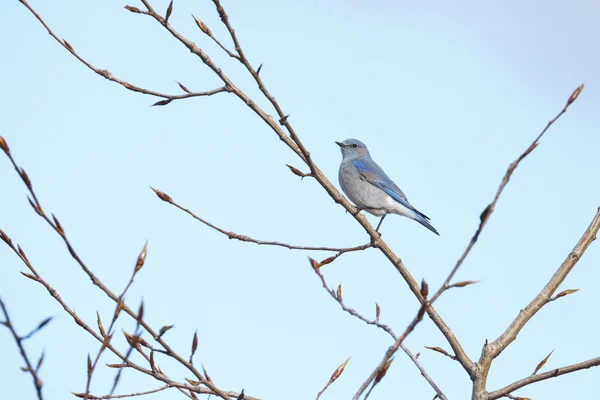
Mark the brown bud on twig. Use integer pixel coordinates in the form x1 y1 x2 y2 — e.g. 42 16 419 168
285 164 310 179
329 356 350 383
123 331 141 350
96 312 106 338
550 288 579 302
87 354 93 376
202 364 213 384
451 280 479 288
375 303 380 323
20 168 32 189
567 83 584 106
374 358 393 384
21 272 39 282
28 197 42 216
190 331 198 363
189 391 199 400
17 244 29 263
149 350 156 372
63 39 74 52
309 257 320 270
151 187 173 203
185 378 201 386
480 204 492 223
256 64 263 75
165 0 173 22
0 228 11 245
279 114 290 125
425 346 456 360
124 5 142 13
135 241 148 272
51 214 64 235
36 351 45 371
192 15 211 35
137 300 145 323
420 279 429 298
0 136 9 154
159 324 174 337
152 99 172 107
114 299 125 320
36 316 53 332
319 256 336 267
336 284 343 302
532 350 554 375
177 81 192 94
106 363 127 368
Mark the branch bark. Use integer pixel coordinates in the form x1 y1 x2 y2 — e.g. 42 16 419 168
474 207 600 399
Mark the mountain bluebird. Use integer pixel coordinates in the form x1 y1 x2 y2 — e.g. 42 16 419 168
336 139 439 235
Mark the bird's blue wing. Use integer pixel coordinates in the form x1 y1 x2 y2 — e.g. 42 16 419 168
351 159 417 213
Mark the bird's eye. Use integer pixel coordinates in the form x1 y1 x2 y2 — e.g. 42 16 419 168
352 144 358 148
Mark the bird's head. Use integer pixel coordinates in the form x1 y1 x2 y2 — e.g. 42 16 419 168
336 139 369 160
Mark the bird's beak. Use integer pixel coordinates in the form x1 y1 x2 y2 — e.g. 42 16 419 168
335 141 344 148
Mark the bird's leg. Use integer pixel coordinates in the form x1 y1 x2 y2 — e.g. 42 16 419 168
375 215 387 233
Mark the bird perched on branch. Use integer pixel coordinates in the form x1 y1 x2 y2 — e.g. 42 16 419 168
336 139 439 235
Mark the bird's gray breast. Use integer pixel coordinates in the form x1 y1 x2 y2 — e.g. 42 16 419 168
338 162 389 216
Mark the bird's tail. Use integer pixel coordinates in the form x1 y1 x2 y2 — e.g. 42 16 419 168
412 211 439 236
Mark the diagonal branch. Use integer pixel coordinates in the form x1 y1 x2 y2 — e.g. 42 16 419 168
475 207 600 396
430 83 584 305
488 355 600 400
310 260 447 399
0 296 44 400
0 138 235 400
18 0 228 105
134 0 474 376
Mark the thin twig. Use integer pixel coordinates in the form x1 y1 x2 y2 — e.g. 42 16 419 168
17 0 228 105
430 84 584 306
0 140 236 400
311 262 396 338
151 187 372 255
82 384 170 399
0 296 45 400
0 228 257 400
353 302 448 400
488 355 600 400
134 0 473 377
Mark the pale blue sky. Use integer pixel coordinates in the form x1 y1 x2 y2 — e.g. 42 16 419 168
1 1 599 399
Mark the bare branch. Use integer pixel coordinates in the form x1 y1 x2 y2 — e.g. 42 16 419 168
475 207 600 396
75 385 170 399
152 187 372 255
133 0 473 380
430 83 585 306
353 301 448 400
0 139 245 400
309 258 395 338
0 296 44 400
17 0 228 105
488 356 600 400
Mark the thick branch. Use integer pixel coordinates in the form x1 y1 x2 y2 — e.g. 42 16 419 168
134 0 473 377
475 208 600 396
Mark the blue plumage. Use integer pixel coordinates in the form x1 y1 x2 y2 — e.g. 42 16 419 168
336 139 439 235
